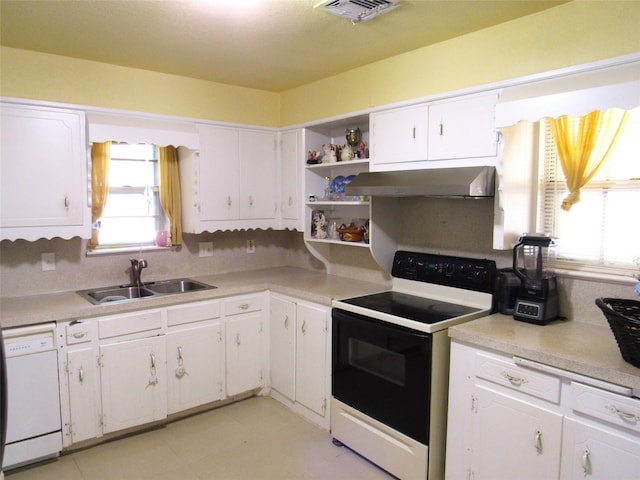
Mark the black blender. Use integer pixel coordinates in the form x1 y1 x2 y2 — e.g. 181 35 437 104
512 234 559 325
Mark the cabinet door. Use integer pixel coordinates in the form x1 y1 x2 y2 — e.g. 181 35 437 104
280 130 301 225
560 417 640 480
370 104 428 167
166 323 225 415
0 105 86 229
239 130 277 219
67 347 101 443
471 384 563 480
295 303 328 417
226 313 263 396
198 125 239 221
427 94 498 160
270 296 296 400
100 336 167 434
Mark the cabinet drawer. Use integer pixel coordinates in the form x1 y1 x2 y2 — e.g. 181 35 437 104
65 321 97 345
166 300 221 327
224 294 263 316
570 382 640 433
98 310 162 339
475 352 561 403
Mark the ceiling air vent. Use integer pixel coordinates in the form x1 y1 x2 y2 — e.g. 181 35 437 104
315 0 402 24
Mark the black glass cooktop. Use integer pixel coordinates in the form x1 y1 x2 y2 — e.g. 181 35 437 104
341 291 480 325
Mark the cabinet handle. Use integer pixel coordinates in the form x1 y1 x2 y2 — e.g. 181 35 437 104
175 346 188 379
148 352 158 387
64 195 70 209
236 332 241 346
439 122 444 136
534 429 543 455
227 196 232 206
582 449 591 476
502 371 528 387
606 404 640 423
412 126 416 139
79 366 84 384
249 195 254 207
301 320 307 335
72 331 87 339
284 315 289 329
239 303 249 310
288 196 293 206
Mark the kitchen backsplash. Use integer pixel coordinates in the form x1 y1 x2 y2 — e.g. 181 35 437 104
1 196 635 326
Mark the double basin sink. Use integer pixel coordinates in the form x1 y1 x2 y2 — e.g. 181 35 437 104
77 278 216 305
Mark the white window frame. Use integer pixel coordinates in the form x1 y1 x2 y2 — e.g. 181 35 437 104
87 143 170 255
536 109 640 282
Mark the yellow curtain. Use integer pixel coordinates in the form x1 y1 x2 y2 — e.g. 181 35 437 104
89 141 111 249
548 109 628 211
157 145 183 245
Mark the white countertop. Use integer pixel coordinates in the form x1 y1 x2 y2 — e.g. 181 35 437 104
0 266 388 329
449 313 640 391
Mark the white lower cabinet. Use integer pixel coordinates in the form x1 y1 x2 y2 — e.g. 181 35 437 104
270 294 330 428
446 341 640 480
561 417 640 479
270 295 296 400
165 299 225 415
471 385 562 479
100 335 167 434
224 293 265 397
65 347 102 444
166 323 225 414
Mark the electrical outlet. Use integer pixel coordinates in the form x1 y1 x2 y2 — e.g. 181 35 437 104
41 252 56 271
246 239 255 254
199 242 214 257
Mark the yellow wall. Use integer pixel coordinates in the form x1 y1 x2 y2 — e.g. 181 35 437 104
1 1 639 128
281 0 640 125
0 48 281 127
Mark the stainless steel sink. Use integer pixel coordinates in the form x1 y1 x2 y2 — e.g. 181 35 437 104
77 278 216 305
78 286 157 305
146 278 214 294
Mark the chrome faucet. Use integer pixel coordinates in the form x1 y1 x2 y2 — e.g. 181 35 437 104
129 258 148 288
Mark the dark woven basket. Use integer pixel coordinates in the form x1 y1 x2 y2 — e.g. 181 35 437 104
595 297 640 368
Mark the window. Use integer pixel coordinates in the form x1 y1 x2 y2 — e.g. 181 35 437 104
537 107 640 274
96 143 165 248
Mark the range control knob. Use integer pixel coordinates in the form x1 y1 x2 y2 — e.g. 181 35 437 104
474 269 487 283
460 264 471 277
444 263 456 276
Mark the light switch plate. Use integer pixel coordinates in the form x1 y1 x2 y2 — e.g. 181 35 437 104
199 242 213 257
246 239 255 254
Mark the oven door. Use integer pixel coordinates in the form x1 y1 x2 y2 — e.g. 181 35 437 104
332 308 432 445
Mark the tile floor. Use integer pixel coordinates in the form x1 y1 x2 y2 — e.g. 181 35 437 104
5 396 394 480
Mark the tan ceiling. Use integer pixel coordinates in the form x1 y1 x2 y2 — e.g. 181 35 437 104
0 0 568 92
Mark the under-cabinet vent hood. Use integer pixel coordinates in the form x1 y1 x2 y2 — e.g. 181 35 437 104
345 166 495 198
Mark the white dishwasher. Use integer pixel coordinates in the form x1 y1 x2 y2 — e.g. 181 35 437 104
2 323 62 470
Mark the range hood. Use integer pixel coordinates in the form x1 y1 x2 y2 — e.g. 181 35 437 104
345 166 495 198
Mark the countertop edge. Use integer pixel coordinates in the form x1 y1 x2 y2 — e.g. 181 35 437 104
449 314 640 391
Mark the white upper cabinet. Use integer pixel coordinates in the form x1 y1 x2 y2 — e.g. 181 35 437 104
0 104 90 240
427 93 498 161
279 129 303 230
369 93 499 172
370 104 428 168
239 129 277 220
182 125 277 233
198 125 240 222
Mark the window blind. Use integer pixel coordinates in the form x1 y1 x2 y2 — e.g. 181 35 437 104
538 108 640 273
